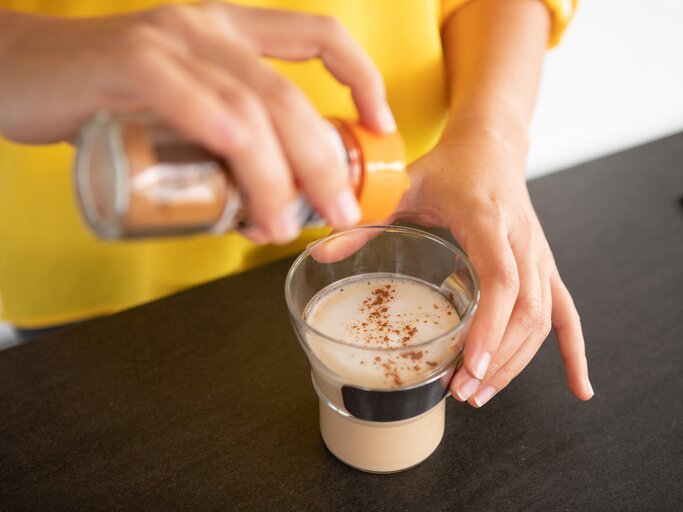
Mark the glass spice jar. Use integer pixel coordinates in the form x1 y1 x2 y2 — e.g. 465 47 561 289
74 111 408 239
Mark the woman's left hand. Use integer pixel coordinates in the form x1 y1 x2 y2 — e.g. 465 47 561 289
395 118 594 407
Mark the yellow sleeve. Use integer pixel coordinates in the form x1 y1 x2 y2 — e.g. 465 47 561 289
442 0 578 47
542 0 578 46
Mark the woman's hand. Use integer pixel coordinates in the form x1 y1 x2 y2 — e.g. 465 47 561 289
396 119 594 407
0 3 396 244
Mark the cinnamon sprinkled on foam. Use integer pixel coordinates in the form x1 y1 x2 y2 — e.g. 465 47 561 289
305 275 461 387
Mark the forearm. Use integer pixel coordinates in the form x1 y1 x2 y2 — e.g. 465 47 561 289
441 0 550 152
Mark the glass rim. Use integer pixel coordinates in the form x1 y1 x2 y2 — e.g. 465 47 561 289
284 225 480 352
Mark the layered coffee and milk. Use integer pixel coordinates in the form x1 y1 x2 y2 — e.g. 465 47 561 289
303 273 462 472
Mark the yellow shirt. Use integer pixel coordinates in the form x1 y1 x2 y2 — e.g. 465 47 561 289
0 0 575 328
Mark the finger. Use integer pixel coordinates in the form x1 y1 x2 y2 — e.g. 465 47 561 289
247 64 361 230
105 28 247 157
551 271 594 400
173 23 361 230
240 226 270 245
508 233 544 334
450 368 480 402
451 236 541 401
460 226 519 381
104 27 297 243
205 3 396 134
468 275 552 407
182 59 305 244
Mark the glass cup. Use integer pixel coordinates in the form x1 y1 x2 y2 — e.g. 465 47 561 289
285 226 480 473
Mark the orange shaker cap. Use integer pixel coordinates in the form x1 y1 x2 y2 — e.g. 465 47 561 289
339 120 409 224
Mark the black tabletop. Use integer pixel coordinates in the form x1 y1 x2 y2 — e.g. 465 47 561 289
1 134 682 511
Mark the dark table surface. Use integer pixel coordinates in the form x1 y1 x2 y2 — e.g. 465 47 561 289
1 133 682 511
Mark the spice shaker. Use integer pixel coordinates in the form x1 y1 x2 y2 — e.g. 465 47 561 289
74 111 408 239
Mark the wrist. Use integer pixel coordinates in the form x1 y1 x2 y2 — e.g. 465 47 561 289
443 100 530 151
429 108 530 185
439 102 531 176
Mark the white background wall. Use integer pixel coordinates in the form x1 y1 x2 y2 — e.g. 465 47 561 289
527 0 683 178
0 324 17 350
1 0 682 347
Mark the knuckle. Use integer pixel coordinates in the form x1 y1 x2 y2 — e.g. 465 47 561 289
316 15 345 38
300 142 341 180
518 296 543 331
120 25 160 55
258 71 299 109
519 214 536 233
474 195 506 225
228 88 265 129
493 260 520 297
147 4 190 27
232 86 260 114
486 359 503 377
498 364 520 384
249 182 287 217
116 27 167 72
350 61 384 96
245 159 291 200
539 318 553 339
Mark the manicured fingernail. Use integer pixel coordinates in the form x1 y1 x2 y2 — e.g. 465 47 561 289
472 351 491 380
584 376 594 397
273 201 301 243
330 188 361 227
378 103 397 133
455 378 480 401
473 386 496 407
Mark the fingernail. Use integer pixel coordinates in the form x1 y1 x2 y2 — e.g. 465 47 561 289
272 201 301 243
378 103 397 133
584 376 594 397
330 188 361 227
472 351 491 380
455 378 480 401
473 386 496 407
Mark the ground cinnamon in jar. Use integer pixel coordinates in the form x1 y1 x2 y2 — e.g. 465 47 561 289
75 112 407 239
120 121 234 234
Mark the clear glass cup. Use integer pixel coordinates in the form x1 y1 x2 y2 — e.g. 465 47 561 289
285 226 480 473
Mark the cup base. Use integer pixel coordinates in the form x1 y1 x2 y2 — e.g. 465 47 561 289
319 398 446 473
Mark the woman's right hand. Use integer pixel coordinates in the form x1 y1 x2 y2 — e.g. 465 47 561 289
0 3 396 243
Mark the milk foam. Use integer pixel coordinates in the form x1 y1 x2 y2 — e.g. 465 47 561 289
304 274 461 388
